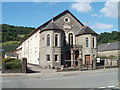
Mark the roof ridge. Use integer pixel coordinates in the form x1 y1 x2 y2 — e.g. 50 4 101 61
20 9 84 44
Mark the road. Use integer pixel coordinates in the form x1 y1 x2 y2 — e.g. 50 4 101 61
1 68 119 88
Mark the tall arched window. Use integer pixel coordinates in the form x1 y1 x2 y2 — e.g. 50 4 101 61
93 37 95 48
86 37 89 47
55 34 58 46
68 33 73 46
47 34 50 46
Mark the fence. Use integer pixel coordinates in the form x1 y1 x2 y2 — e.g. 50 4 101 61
97 59 119 69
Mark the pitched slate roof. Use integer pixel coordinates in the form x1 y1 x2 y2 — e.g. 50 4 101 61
44 20 61 30
98 41 120 52
76 26 97 36
21 10 84 43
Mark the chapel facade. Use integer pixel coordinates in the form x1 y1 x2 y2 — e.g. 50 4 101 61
16 10 97 69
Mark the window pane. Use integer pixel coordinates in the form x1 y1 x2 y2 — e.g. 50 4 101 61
47 34 50 46
46 54 50 61
55 54 58 61
93 38 94 48
55 34 58 46
86 37 89 47
69 33 73 46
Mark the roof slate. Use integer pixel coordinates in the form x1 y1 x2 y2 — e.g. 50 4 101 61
44 20 61 30
76 26 97 36
21 10 84 43
98 41 120 51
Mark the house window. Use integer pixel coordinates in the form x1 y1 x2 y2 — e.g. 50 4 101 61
68 33 73 46
93 37 95 48
46 54 50 61
55 34 58 46
47 34 50 46
86 37 89 47
55 54 58 61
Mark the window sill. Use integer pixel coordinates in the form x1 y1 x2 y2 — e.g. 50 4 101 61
46 61 50 62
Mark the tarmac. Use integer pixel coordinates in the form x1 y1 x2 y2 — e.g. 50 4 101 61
0 67 118 78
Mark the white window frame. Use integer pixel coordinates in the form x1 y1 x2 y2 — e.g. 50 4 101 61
54 33 59 47
46 33 51 47
54 54 59 62
85 37 89 48
64 17 70 23
46 54 50 62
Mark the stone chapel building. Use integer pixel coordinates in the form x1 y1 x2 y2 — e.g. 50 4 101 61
16 10 97 69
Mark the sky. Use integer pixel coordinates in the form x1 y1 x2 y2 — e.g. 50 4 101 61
2 0 118 34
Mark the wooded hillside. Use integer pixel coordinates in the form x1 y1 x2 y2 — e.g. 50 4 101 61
1 24 119 56
2 24 35 43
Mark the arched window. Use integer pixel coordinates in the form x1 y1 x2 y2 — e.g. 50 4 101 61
86 37 89 47
93 37 95 48
47 34 50 46
55 34 58 46
68 33 73 46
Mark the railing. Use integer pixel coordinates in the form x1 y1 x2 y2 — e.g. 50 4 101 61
65 60 79 68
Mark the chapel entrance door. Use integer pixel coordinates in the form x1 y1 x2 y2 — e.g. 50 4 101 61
66 50 71 67
85 55 90 68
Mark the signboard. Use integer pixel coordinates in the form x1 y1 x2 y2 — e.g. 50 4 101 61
63 24 71 29
97 58 100 63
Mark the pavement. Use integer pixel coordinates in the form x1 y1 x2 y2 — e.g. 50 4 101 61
1 68 119 88
0 67 119 78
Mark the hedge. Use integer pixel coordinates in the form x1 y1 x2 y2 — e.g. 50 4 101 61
2 58 22 69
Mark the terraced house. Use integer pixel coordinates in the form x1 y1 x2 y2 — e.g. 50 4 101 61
16 10 97 69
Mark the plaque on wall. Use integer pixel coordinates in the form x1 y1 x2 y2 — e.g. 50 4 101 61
63 24 72 30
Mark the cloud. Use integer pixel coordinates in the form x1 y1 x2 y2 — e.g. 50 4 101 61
100 0 118 18
92 14 98 17
93 23 113 29
71 2 92 12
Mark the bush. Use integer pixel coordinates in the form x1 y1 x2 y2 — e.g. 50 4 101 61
3 58 22 69
2 58 16 62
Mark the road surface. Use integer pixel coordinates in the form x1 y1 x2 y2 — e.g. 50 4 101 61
1 68 119 88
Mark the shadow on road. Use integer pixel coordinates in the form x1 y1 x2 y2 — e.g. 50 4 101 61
26 68 40 73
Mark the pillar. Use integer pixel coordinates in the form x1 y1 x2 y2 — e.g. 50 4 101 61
78 58 82 71
71 51 74 67
2 62 5 73
92 59 97 70
22 58 27 73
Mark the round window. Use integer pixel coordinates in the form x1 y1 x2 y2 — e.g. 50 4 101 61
64 17 70 23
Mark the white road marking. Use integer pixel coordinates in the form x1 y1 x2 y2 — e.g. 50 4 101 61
99 87 106 88
107 86 116 88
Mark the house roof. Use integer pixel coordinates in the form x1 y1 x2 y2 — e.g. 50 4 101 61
21 10 84 44
5 52 17 57
44 20 61 30
98 41 120 52
76 26 97 36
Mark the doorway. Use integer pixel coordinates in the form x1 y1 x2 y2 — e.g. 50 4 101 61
85 55 90 67
66 50 71 67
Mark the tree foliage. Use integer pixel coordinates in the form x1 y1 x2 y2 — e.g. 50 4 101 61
2 24 35 42
97 31 119 45
1 24 119 56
